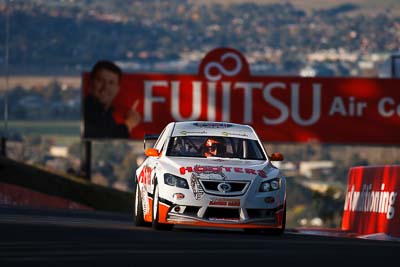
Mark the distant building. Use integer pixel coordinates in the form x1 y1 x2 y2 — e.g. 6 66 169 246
299 66 316 77
49 146 68 158
379 53 400 78
299 161 335 179
272 161 298 177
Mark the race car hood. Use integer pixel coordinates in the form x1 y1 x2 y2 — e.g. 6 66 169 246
162 157 280 181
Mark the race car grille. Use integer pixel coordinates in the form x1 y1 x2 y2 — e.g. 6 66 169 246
199 180 249 196
204 207 240 221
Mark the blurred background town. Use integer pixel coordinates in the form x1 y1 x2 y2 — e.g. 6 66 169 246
1 0 400 228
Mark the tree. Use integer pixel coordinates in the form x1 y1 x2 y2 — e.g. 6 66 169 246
312 186 345 228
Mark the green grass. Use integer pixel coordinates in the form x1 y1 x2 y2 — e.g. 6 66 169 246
4 120 80 135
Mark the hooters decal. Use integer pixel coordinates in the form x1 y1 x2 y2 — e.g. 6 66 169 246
180 165 267 178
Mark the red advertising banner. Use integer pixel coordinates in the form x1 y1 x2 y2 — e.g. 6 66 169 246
82 47 400 144
341 166 400 238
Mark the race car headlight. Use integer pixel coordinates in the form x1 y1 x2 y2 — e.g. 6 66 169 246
164 174 189 189
259 178 281 192
260 182 270 192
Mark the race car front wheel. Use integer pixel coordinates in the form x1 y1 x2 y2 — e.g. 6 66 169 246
133 181 145 226
152 181 173 231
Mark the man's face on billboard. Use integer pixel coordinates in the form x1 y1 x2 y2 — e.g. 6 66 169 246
91 68 120 109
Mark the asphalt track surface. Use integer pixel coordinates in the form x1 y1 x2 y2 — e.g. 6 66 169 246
0 205 399 267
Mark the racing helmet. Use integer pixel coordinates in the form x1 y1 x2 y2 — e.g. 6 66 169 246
204 137 226 156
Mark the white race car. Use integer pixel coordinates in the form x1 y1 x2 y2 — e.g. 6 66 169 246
134 121 286 234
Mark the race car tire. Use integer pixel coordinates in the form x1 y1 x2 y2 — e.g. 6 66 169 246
152 181 173 231
133 181 145 226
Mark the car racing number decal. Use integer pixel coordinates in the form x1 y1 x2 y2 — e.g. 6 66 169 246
138 166 152 185
138 166 153 216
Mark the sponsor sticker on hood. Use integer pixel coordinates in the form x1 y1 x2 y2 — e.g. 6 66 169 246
180 165 267 178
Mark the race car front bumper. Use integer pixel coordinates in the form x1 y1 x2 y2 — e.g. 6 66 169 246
160 202 285 229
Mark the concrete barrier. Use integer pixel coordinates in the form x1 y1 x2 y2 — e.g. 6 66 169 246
0 156 133 213
342 165 400 238
0 182 93 210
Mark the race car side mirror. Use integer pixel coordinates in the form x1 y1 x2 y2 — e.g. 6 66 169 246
269 152 284 161
145 148 160 157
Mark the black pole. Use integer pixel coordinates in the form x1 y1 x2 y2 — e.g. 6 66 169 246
2 0 11 158
82 140 92 181
391 54 400 78
391 55 395 77
1 137 6 157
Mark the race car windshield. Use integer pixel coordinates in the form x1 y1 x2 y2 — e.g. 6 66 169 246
166 136 266 160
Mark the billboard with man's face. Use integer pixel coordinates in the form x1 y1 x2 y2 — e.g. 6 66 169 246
82 47 400 145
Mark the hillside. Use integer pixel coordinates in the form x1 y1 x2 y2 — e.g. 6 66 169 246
0 0 398 77
198 0 400 16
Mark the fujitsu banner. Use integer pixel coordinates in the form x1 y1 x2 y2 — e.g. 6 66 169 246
341 166 400 238
82 47 400 144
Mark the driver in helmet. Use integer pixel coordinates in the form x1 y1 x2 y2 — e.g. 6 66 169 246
204 137 226 157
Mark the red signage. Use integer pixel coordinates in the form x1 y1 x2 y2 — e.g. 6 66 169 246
341 166 400 238
82 47 400 144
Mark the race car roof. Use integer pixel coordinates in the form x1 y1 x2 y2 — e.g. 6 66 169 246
170 121 259 140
